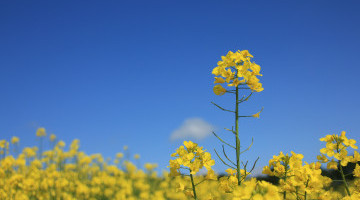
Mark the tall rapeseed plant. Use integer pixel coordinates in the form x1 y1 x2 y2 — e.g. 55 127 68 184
212 50 263 186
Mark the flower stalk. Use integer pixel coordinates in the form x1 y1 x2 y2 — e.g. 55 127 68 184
190 173 198 200
339 162 351 196
235 85 241 185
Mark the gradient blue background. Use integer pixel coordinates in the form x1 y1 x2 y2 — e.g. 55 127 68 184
1 1 359 174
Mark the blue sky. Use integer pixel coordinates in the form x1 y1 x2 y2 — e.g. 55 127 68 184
1 1 360 174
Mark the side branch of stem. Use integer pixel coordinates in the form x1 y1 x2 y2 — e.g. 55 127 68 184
214 149 236 169
211 102 235 113
212 132 236 149
222 145 236 166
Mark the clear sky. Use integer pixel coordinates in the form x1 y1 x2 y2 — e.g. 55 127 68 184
1 1 360 174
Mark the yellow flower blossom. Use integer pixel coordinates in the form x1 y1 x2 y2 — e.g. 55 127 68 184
36 127 46 137
212 50 263 92
317 154 329 163
11 136 19 144
205 169 217 180
214 77 225 84
175 182 185 192
213 85 226 95
116 152 124 159
327 159 338 170
352 151 360 162
354 164 360 178
49 134 56 142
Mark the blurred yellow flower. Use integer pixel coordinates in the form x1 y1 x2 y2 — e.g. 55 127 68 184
50 134 56 142
116 152 124 159
11 136 19 144
36 127 46 137
134 154 140 159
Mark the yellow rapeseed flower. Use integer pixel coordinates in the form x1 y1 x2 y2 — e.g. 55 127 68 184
213 85 226 95
49 134 56 142
11 136 19 144
116 152 124 159
212 50 263 93
36 127 46 137
214 77 225 84
327 159 338 170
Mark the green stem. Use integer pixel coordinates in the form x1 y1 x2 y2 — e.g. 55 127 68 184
235 86 241 185
304 177 309 200
339 163 351 196
39 137 43 160
283 167 288 200
190 173 197 200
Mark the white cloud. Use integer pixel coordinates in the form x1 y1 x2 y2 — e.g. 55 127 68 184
170 118 215 141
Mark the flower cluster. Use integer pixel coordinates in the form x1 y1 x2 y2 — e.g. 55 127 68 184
317 131 359 169
262 151 303 178
218 168 250 193
168 141 215 177
262 151 332 199
0 140 9 156
168 141 216 199
36 127 46 137
232 178 281 200
212 50 263 95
